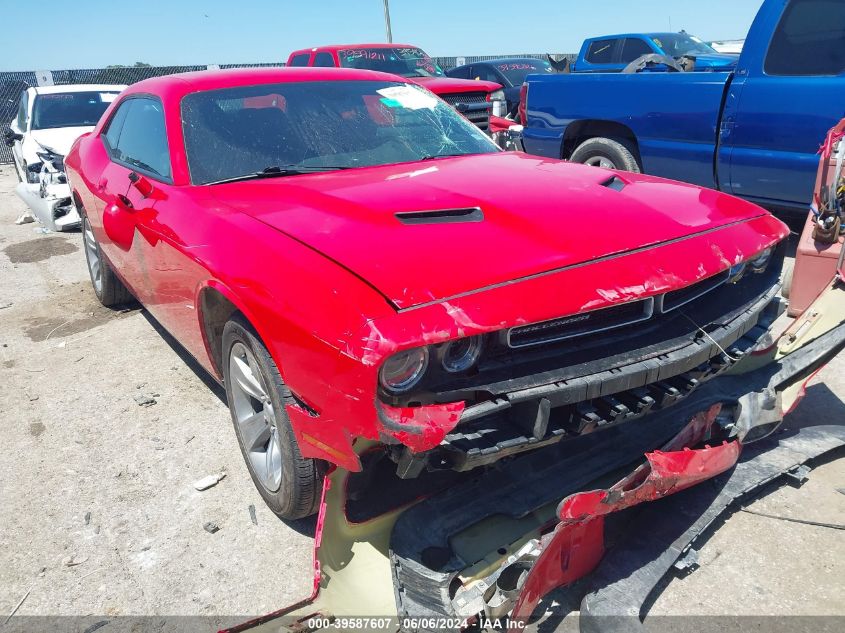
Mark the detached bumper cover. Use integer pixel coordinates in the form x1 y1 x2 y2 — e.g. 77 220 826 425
579 423 845 633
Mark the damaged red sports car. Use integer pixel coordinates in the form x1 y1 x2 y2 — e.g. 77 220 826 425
64 68 788 519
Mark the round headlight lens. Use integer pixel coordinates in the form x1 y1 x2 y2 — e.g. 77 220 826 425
750 247 773 271
441 336 483 373
379 347 429 394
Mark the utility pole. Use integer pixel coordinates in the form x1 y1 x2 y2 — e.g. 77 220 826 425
382 0 393 43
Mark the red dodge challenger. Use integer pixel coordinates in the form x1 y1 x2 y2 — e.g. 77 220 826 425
65 68 788 519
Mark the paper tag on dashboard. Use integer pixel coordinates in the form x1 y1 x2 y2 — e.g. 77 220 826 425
377 86 437 110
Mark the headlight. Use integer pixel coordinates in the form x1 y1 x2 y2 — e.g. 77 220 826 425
490 89 506 117
36 150 64 172
25 162 42 183
379 347 429 394
750 247 773 272
441 336 483 373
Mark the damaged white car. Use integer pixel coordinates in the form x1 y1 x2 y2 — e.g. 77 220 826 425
4 84 125 231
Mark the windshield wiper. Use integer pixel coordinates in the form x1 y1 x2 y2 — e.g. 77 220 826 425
420 153 467 161
206 165 350 185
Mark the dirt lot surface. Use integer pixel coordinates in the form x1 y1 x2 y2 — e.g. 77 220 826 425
0 163 843 626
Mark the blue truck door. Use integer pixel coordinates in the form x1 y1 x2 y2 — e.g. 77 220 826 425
619 38 656 67
722 0 845 211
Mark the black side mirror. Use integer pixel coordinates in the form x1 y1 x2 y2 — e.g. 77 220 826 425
3 128 23 147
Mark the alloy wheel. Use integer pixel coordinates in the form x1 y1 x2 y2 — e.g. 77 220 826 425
584 156 617 169
228 342 283 492
82 218 102 295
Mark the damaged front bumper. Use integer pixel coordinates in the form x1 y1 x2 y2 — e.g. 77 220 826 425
227 277 845 633
15 162 78 232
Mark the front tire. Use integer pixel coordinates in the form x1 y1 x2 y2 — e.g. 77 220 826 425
82 215 133 307
570 137 641 173
222 317 322 520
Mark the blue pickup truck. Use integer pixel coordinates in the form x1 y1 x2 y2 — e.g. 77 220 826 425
520 0 845 215
573 32 738 73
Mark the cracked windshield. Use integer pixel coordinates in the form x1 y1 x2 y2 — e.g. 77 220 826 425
181 80 498 184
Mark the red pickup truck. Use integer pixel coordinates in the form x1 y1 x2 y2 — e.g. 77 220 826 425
286 43 503 131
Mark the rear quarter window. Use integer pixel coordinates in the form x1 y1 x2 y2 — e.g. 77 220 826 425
765 0 845 76
586 39 617 64
313 52 336 67
288 53 310 67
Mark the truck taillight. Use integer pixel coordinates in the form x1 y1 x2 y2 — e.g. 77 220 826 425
518 83 528 126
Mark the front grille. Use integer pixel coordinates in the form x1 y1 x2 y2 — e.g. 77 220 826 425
439 91 489 106
440 92 490 131
508 298 653 348
662 270 730 312
507 268 734 349
462 110 489 131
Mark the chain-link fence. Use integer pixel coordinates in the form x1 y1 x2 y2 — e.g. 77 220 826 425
1 54 574 164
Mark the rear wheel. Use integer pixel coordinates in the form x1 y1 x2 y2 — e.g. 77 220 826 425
222 317 322 520
570 137 641 173
82 215 133 306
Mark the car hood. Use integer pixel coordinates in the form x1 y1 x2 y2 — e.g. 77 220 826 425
29 126 93 157
409 76 502 94
213 152 772 310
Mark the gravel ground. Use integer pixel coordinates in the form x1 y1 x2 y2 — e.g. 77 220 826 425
0 163 842 625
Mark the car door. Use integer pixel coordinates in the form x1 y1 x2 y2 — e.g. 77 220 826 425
106 95 211 358
619 37 656 66
724 0 845 210
97 96 174 305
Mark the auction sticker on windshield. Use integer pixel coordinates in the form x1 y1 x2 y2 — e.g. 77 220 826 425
377 85 438 110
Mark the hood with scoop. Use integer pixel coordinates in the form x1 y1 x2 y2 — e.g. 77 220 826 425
213 152 773 310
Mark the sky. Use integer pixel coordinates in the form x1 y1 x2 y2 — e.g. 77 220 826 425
0 0 763 71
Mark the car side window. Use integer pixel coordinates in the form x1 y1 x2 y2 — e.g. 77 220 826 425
288 54 310 67
110 97 172 181
765 0 845 76
449 65 470 79
313 52 336 67
473 65 503 84
620 38 654 62
586 39 617 64
103 99 131 150
16 93 28 131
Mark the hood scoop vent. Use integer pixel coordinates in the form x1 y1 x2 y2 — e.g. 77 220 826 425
600 175 626 192
395 207 484 225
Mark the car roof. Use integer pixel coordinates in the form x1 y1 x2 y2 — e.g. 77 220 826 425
299 43 421 52
452 57 549 69
31 84 127 95
124 67 405 98
584 33 688 40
